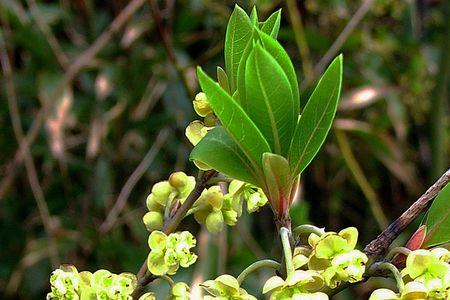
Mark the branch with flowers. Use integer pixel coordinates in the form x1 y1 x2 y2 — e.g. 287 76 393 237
45 5 450 300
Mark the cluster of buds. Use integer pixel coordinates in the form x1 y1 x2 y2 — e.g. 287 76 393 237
263 227 368 299
143 172 195 232
47 265 138 300
146 231 197 276
201 274 257 300
191 180 267 233
191 186 238 233
370 247 450 299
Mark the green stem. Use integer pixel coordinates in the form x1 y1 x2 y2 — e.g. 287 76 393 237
386 247 412 261
236 260 281 285
280 227 294 277
372 262 405 293
159 274 175 287
293 224 324 239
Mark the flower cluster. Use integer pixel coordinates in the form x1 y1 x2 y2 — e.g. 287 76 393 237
147 231 197 276
47 265 138 300
370 247 450 299
143 172 195 232
263 227 368 299
191 185 238 233
191 180 267 233
228 180 268 214
307 227 368 288
201 274 257 300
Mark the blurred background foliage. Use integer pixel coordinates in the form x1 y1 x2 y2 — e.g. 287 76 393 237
0 0 448 299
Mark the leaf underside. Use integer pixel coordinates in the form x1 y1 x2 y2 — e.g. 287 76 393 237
190 127 258 186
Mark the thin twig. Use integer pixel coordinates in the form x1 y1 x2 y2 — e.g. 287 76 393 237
310 0 375 86
335 129 389 229
99 128 171 234
0 0 147 201
364 168 450 256
148 0 195 99
131 170 217 298
0 28 60 267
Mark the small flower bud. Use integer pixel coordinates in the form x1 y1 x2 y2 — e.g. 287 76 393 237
142 211 163 232
146 194 163 212
205 210 224 233
169 172 189 189
151 181 174 205
193 92 212 117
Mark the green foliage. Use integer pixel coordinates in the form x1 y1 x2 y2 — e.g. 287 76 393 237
288 55 343 177
424 183 450 247
244 44 295 155
224 5 253 92
190 127 259 185
192 6 343 218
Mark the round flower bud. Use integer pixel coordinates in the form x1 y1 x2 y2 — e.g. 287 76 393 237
193 92 212 117
142 211 163 232
151 181 174 205
146 194 163 212
169 172 189 190
206 210 224 233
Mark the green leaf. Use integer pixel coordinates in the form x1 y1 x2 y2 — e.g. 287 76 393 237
289 55 343 177
262 153 292 213
217 66 230 94
244 44 295 155
236 31 256 106
190 127 258 186
424 182 450 247
261 9 281 39
197 67 271 178
250 6 258 26
225 5 253 92
257 29 300 111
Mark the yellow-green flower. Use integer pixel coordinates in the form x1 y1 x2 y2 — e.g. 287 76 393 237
401 249 450 298
228 180 267 214
147 231 197 276
369 281 428 300
169 282 191 300
201 274 257 300
262 270 328 300
47 265 80 300
192 186 238 233
307 227 368 288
